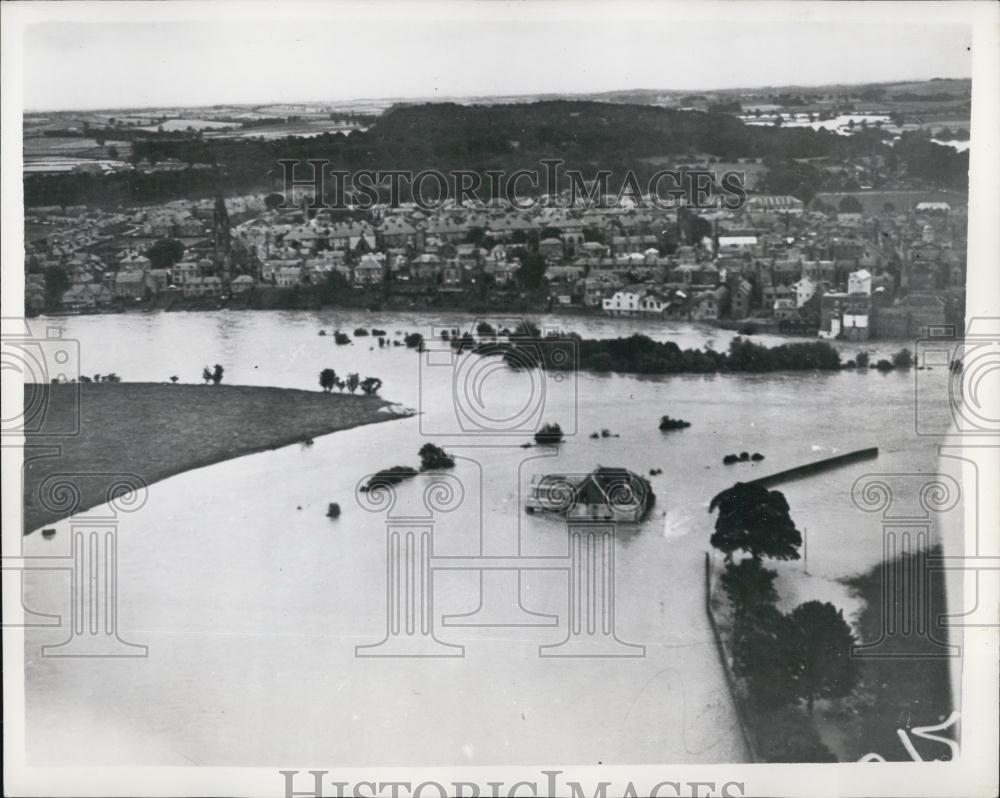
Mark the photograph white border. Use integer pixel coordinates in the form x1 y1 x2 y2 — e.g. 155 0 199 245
2 2 997 796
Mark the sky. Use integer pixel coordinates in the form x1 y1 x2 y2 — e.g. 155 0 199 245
23 14 972 111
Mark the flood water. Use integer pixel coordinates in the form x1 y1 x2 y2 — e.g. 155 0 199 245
19 310 961 766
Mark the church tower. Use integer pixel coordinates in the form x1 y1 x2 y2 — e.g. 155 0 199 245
212 194 232 281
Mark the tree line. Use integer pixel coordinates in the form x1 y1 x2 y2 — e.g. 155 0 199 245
24 101 969 208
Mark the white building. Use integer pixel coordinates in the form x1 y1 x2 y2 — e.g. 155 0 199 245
848 269 872 296
792 277 816 307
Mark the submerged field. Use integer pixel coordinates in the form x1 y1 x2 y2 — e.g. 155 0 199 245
22 382 400 532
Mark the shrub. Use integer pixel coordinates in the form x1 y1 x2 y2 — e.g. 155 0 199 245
892 348 913 369
354 327 370 337
419 443 455 471
334 332 351 345
404 332 424 349
534 422 564 445
855 351 870 368
360 466 418 492
659 415 691 431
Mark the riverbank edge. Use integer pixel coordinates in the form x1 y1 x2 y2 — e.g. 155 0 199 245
704 552 759 763
22 383 415 533
704 551 836 762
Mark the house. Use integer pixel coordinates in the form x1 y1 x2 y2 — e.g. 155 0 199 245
525 467 654 522
379 216 420 249
114 270 146 300
61 283 114 310
119 252 151 271
171 261 200 286
773 297 799 321
872 293 947 339
413 254 444 281
275 266 303 288
762 283 794 311
353 253 385 285
484 259 520 286
746 195 805 216
731 279 753 320
820 292 871 340
792 276 816 307
539 237 564 261
690 287 729 321
231 275 255 294
718 235 758 252
602 290 642 316
146 269 170 293
848 269 872 296
200 276 223 297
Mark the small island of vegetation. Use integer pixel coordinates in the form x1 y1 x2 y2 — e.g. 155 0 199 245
659 415 692 431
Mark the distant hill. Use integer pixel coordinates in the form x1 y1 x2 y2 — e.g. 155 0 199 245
23 98 970 208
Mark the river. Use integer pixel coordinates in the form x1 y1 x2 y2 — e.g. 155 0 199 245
19 310 960 766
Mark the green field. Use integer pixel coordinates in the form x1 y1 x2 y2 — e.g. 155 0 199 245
22 382 402 532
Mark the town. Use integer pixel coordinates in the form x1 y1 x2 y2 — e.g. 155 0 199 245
26 180 966 342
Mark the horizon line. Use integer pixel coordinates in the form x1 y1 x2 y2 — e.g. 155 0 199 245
23 74 973 115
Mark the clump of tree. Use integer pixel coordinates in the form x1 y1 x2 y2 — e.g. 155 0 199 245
404 332 424 350
892 348 913 369
710 483 802 562
659 415 691 431
491 333 841 377
359 466 418 493
787 601 861 714
202 364 224 385
360 376 382 395
710 480 860 758
345 373 360 393
319 368 338 392
354 327 370 337
334 332 351 345
534 422 564 445
146 238 185 269
419 443 455 471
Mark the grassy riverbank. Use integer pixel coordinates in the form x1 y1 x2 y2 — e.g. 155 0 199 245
22 382 405 532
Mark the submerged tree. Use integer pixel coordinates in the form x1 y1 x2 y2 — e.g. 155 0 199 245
709 483 802 562
419 443 456 471
788 601 861 714
534 422 564 445
720 557 780 617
